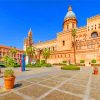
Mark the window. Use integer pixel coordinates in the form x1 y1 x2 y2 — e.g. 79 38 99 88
95 24 96 29
0 52 2 57
72 23 74 28
62 40 65 46
67 25 68 29
53 47 54 51
91 32 98 38
99 24 100 28
91 25 93 30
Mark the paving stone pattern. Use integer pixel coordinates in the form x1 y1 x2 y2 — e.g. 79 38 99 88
0 67 100 100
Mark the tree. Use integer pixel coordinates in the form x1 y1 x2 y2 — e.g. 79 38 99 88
42 48 50 63
2 55 19 67
72 29 77 64
25 46 35 63
9 47 18 57
2 55 9 65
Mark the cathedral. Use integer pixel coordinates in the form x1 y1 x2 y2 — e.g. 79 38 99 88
24 6 100 65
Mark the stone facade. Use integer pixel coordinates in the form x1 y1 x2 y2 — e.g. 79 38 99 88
24 6 100 65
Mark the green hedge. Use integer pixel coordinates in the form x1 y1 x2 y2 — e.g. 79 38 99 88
80 60 85 63
91 59 96 64
61 65 80 70
62 61 67 63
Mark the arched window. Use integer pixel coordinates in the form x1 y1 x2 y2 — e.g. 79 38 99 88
91 32 98 38
62 40 65 46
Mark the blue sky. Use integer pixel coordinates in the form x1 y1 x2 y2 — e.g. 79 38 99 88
0 0 100 49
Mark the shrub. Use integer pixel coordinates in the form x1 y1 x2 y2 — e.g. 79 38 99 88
62 61 67 63
80 60 85 63
40 60 46 64
4 68 14 77
26 63 33 67
61 64 80 70
34 63 41 67
2 55 20 67
91 59 96 64
42 63 52 67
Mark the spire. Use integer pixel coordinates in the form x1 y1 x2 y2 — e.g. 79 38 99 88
28 28 32 36
68 5 72 12
29 28 32 33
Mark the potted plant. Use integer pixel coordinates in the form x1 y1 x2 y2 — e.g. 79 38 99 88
91 59 98 75
93 67 98 75
4 68 15 89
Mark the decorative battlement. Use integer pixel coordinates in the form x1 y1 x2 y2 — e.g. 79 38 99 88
34 39 56 46
87 14 100 22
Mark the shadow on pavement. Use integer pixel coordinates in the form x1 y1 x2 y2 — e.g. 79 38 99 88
14 83 22 89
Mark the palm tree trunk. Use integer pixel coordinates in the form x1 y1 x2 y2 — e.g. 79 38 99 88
45 58 47 63
73 38 76 64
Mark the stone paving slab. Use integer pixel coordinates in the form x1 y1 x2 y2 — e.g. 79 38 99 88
39 79 61 87
59 83 86 95
41 90 82 100
58 74 73 78
92 75 100 83
67 79 88 86
50 76 67 82
27 77 46 83
40 75 54 79
74 75 89 81
0 92 25 100
18 84 50 99
90 88 100 100
91 82 100 89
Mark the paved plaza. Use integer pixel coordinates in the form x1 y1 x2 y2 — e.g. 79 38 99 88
0 67 100 100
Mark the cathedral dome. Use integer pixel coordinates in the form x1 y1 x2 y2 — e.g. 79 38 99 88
64 6 76 20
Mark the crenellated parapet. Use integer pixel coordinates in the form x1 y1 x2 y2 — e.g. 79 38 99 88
87 14 100 22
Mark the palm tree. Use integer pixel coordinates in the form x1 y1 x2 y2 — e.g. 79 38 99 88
25 46 35 63
42 48 50 63
72 29 77 64
9 47 18 58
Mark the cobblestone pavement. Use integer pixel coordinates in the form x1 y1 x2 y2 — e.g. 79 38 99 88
0 67 100 100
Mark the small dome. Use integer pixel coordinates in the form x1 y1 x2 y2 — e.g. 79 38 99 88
64 6 76 20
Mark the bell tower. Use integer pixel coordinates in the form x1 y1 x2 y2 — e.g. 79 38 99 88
63 6 77 31
28 28 33 46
